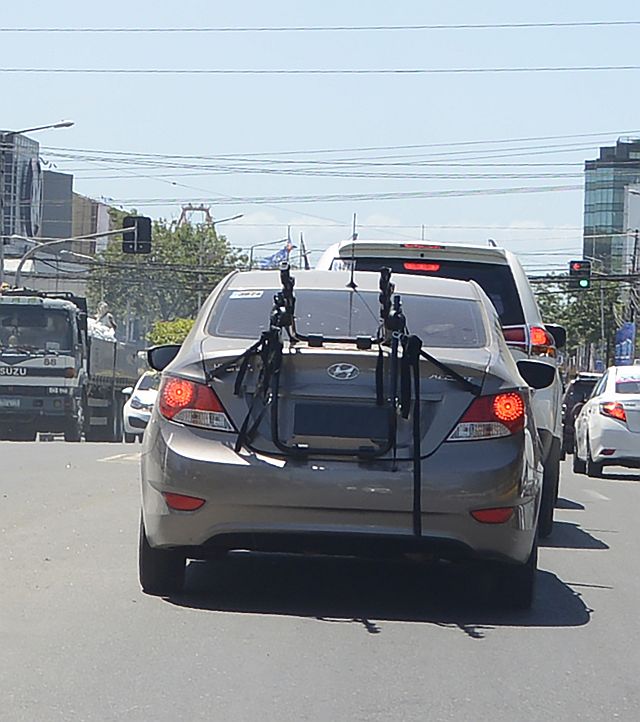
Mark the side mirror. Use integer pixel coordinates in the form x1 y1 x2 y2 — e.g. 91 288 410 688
122 386 133 396
147 344 181 371
545 324 566 350
517 359 556 390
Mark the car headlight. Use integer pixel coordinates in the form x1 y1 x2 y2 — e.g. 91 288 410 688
130 397 145 410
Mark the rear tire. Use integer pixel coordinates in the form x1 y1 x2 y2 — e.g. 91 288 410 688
486 541 537 610
139 518 185 596
538 438 560 538
573 451 586 474
64 405 84 442
124 432 136 444
586 439 604 478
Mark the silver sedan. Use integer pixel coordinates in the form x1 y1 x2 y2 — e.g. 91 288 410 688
139 268 554 608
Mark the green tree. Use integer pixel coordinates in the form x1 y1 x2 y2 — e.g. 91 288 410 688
147 317 195 345
535 277 625 364
87 219 245 338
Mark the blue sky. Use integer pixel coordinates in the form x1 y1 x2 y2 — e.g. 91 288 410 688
2 0 640 271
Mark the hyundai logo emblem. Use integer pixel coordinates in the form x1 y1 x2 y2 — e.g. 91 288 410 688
327 363 360 380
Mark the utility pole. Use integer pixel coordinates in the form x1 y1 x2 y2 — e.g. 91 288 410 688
352 213 358 241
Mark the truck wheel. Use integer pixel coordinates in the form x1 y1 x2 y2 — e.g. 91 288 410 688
139 518 185 596
64 406 84 442
538 438 560 539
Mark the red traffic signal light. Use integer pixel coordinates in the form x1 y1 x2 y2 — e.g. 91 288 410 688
568 259 591 290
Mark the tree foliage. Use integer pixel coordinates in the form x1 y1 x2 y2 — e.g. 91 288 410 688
535 278 626 364
87 218 245 338
147 317 195 345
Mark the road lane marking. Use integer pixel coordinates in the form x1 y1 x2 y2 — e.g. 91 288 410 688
583 489 610 501
97 453 141 463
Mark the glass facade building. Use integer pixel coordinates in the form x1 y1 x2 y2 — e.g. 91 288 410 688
0 132 43 253
583 139 640 273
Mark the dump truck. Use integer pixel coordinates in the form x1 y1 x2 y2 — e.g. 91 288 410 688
0 288 142 441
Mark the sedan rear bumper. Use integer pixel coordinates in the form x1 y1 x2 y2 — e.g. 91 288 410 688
141 415 541 564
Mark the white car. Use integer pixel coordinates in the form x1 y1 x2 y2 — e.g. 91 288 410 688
574 365 640 476
123 372 160 443
316 240 566 537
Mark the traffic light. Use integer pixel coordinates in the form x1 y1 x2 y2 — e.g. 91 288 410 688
122 216 152 254
569 259 591 290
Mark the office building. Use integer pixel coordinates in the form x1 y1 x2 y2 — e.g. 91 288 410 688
0 131 43 254
583 139 640 273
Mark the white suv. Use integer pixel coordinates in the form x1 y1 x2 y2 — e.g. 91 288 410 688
317 240 566 537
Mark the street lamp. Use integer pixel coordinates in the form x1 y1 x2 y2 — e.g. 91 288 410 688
1 120 75 285
196 213 244 308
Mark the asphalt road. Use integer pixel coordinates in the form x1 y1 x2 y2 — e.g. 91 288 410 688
1 441 639 721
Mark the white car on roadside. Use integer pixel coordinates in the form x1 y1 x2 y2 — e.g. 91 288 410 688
123 372 160 443
574 365 640 476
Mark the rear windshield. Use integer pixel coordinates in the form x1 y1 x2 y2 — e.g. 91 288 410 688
616 373 640 394
207 288 487 348
564 380 598 405
137 374 160 391
342 257 525 327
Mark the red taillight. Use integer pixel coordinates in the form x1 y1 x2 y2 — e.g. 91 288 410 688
159 376 233 431
529 325 556 357
403 262 441 272
502 326 527 345
471 507 514 524
160 378 196 418
600 401 626 423
448 392 526 441
493 392 525 424
529 326 550 346
162 492 206 511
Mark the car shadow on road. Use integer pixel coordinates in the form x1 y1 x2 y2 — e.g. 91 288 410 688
166 552 591 639
556 497 585 511
539 521 609 550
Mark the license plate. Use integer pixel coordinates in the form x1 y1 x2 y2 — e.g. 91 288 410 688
0 398 20 408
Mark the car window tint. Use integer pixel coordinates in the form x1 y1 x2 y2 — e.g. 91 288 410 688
138 374 160 391
615 369 640 394
207 289 487 348
350 258 525 326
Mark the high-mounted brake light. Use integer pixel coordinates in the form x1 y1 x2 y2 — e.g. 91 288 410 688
448 392 526 441
159 376 234 432
403 262 441 272
401 243 444 250
600 401 626 423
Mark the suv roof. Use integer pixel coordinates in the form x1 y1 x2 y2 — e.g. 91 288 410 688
316 240 542 328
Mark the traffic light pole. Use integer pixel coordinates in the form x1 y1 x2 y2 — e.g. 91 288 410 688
12 227 132 287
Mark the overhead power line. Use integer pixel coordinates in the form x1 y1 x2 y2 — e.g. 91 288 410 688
0 20 639 32
3 66 640 76
43 129 640 159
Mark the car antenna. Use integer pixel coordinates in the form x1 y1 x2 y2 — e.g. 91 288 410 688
347 213 358 289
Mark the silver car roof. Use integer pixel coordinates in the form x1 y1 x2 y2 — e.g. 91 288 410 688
223 269 483 302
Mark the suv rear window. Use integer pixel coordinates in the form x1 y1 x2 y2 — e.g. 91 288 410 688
346 258 525 327
207 288 487 348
